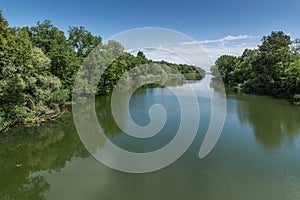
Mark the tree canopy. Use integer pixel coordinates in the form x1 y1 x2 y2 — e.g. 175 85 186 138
211 31 300 105
0 11 204 131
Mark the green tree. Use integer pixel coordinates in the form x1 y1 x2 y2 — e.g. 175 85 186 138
0 15 62 130
284 58 300 97
29 20 80 89
212 31 299 103
252 31 292 96
230 49 258 92
0 11 206 130
291 39 300 55
68 26 102 58
214 55 239 84
136 51 147 64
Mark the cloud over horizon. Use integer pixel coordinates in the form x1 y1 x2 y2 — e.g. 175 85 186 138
182 34 261 62
127 34 261 70
198 34 259 44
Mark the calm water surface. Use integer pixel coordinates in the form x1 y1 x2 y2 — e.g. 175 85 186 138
1 78 300 200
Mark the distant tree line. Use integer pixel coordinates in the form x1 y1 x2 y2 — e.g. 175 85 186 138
0 11 204 131
211 31 300 105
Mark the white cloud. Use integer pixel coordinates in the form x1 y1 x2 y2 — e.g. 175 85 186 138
198 34 256 44
202 42 259 61
196 35 261 61
127 34 261 70
128 48 189 64
128 43 214 71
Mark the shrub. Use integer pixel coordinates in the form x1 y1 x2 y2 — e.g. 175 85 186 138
293 94 300 105
50 89 70 104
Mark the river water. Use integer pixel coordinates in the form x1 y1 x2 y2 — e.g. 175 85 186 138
1 77 300 200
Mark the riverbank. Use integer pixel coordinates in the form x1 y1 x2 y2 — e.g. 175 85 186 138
0 73 203 133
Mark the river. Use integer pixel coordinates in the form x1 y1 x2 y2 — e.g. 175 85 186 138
1 77 300 200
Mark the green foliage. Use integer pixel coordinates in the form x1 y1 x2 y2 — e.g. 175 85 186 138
29 20 81 89
291 39 300 54
0 14 63 131
284 59 300 95
68 26 102 57
0 11 205 131
212 31 300 104
154 60 205 80
96 51 204 95
293 94 300 105
137 51 147 63
214 55 239 84
50 89 70 104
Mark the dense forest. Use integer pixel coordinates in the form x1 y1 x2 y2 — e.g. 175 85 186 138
211 31 300 105
0 11 204 132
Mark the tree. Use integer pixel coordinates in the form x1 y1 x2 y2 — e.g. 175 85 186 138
284 58 300 96
0 11 207 130
68 26 102 58
136 51 147 64
0 11 9 61
291 39 300 55
229 49 258 90
212 31 299 101
0 16 63 130
259 31 291 54
29 20 80 89
214 55 239 84
252 31 292 95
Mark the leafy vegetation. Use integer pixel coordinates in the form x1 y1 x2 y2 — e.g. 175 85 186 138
211 31 300 105
0 11 204 131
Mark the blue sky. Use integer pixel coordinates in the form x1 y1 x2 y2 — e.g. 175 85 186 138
1 0 300 63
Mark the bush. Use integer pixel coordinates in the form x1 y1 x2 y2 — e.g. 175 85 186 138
293 94 300 105
50 89 70 104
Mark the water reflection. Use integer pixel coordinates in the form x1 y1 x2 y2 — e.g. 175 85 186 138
96 95 123 138
2 80 300 199
0 94 130 199
0 112 89 199
232 93 300 150
209 76 300 150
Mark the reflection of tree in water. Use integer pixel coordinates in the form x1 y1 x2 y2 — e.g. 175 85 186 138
0 111 89 199
210 77 300 150
95 82 184 139
95 95 123 138
0 84 198 199
233 93 300 150
210 77 225 92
